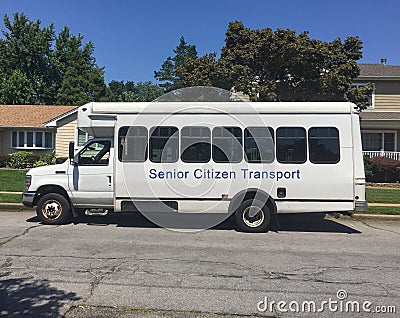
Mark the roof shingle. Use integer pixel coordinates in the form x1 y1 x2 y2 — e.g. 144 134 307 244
0 105 77 128
358 64 400 78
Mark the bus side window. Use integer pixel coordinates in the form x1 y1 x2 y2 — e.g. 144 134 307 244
309 127 340 164
118 126 148 162
244 127 275 163
150 126 179 163
212 127 242 163
181 126 211 163
276 127 307 164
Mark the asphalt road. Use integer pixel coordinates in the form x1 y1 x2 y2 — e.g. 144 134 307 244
0 211 399 318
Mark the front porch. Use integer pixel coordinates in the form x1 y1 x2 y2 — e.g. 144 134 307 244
363 151 400 161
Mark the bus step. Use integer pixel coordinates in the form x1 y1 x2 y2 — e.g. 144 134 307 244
85 209 109 216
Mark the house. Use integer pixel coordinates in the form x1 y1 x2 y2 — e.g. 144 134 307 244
356 61 400 160
0 105 77 157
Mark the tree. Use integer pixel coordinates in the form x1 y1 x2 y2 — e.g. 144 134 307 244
0 13 54 104
154 36 197 92
130 81 164 101
53 26 109 105
0 12 109 105
179 21 373 109
108 80 163 102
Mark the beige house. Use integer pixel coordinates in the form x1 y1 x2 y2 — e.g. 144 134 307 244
356 62 400 160
0 105 77 157
44 108 79 157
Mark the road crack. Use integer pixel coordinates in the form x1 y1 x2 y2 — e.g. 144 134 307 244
0 225 42 247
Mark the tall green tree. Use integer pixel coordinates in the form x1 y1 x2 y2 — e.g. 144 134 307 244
179 22 373 109
108 80 163 102
154 36 197 92
0 12 108 105
0 13 54 104
53 26 109 105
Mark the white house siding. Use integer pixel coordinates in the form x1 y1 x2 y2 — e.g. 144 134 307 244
374 94 400 110
55 119 77 157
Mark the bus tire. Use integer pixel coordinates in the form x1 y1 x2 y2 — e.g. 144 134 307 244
235 199 271 233
36 193 71 225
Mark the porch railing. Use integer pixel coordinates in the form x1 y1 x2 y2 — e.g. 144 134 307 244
363 151 400 161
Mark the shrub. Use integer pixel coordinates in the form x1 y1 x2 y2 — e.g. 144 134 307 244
369 157 400 183
33 160 48 168
55 157 68 164
8 152 43 169
8 151 33 169
363 155 373 180
26 154 40 168
40 152 56 165
0 154 10 168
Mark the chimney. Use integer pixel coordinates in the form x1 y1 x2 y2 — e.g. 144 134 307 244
381 58 387 65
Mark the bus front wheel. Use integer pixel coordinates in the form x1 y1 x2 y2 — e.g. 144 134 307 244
36 193 72 225
235 199 271 233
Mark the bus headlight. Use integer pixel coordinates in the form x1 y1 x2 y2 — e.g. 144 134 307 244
26 175 32 190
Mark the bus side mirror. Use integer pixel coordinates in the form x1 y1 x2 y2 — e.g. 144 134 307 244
69 142 76 165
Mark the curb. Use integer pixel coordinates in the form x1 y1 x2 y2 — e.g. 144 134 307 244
350 213 400 221
0 203 34 212
0 203 399 221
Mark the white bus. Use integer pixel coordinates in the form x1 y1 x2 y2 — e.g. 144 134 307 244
23 102 367 232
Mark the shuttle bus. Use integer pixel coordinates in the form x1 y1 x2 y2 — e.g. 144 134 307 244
23 102 367 232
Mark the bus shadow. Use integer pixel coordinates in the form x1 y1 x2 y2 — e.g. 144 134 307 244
27 212 360 234
276 213 361 234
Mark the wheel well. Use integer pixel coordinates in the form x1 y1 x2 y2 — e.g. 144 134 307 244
33 185 70 206
229 189 276 215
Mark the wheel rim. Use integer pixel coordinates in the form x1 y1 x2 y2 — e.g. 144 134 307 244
242 206 264 228
41 200 62 220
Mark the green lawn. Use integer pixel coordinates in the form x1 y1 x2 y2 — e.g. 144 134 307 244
0 169 26 192
366 187 400 204
363 206 400 215
0 193 22 203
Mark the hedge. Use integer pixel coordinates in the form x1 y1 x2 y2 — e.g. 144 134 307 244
365 156 400 183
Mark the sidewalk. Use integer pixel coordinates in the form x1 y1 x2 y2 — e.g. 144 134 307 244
368 202 400 207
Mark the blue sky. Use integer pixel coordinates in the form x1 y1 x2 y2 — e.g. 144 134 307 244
1 0 399 84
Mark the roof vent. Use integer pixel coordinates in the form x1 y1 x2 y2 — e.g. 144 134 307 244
381 58 387 65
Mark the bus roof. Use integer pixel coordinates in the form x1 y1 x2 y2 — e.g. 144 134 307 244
83 102 358 115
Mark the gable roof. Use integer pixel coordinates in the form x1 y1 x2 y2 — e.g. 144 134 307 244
44 107 78 127
0 105 77 128
358 64 400 79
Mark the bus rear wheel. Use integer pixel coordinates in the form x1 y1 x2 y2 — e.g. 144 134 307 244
36 193 71 225
235 199 271 233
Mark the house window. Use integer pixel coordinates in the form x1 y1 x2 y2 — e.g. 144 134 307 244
11 131 54 149
351 83 375 109
77 129 88 146
361 131 396 151
77 129 94 147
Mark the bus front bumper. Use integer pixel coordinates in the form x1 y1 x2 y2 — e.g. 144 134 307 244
355 200 368 212
22 192 36 208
